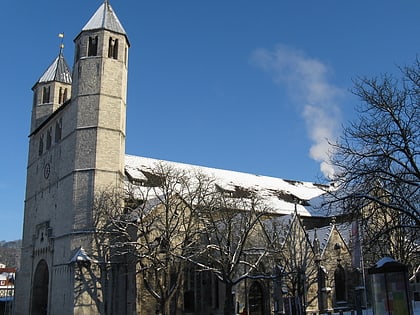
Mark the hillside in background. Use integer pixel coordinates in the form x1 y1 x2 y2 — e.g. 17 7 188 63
0 240 21 268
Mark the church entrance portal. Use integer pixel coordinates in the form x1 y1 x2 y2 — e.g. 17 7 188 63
31 260 49 315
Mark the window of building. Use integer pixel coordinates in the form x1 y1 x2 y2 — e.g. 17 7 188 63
59 88 63 104
108 37 118 59
55 118 62 143
63 88 68 103
46 128 52 150
248 282 265 315
334 264 346 302
39 134 44 156
88 36 98 57
58 88 68 104
42 86 50 104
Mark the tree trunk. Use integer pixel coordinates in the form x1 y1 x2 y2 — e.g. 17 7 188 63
224 282 235 315
162 298 171 315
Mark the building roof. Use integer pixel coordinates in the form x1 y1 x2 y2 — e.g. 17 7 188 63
306 222 351 257
125 155 333 217
69 247 98 264
35 52 72 86
82 1 127 37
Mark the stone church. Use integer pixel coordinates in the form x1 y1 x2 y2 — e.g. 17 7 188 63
15 1 357 314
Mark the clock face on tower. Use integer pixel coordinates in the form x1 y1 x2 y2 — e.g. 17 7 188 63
44 163 50 179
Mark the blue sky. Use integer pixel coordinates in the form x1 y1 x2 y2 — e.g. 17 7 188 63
1 1 419 241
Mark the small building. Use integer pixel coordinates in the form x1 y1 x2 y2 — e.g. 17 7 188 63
0 267 15 315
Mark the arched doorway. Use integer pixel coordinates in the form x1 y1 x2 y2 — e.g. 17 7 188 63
31 260 49 315
248 281 265 315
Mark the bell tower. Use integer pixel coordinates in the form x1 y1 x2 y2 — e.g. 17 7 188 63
15 2 130 314
31 47 72 132
72 0 129 193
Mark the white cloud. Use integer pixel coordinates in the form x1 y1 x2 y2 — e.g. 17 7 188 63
251 44 342 179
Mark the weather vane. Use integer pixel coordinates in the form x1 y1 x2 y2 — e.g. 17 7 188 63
58 33 65 54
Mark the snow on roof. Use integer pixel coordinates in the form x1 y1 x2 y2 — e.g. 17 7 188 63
373 256 398 268
125 155 332 217
69 247 97 264
82 1 127 36
36 53 72 85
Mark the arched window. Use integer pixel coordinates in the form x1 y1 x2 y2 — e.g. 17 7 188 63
59 87 63 104
334 264 346 302
31 260 49 315
42 86 50 104
58 88 68 104
249 281 265 315
108 37 118 59
88 36 98 56
63 88 68 102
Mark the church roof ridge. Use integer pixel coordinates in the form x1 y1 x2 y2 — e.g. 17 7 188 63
35 52 72 86
82 1 127 36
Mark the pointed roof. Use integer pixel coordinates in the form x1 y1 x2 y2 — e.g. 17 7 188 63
36 52 72 86
82 1 127 37
69 247 98 264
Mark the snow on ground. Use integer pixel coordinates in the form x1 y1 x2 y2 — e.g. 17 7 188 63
330 302 420 314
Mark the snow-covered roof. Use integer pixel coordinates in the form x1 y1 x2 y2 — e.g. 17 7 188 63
125 155 332 217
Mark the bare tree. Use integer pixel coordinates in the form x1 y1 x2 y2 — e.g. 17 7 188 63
192 188 274 315
96 163 217 315
262 212 318 314
329 60 420 270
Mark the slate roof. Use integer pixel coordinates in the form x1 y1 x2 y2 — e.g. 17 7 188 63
306 223 351 256
82 1 127 37
125 155 333 217
36 53 72 86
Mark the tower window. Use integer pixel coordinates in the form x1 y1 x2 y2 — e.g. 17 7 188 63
39 134 44 156
108 37 118 59
59 88 63 104
46 128 52 150
42 86 50 104
58 88 68 104
88 36 98 57
55 118 62 143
